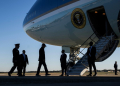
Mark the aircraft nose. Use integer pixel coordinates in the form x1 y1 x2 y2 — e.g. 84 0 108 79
23 0 57 27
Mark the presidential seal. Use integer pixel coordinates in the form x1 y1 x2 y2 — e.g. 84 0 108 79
71 8 86 29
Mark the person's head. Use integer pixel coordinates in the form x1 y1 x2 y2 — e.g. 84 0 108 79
15 44 20 49
89 42 93 46
61 50 65 54
115 61 117 64
42 43 46 48
22 50 26 54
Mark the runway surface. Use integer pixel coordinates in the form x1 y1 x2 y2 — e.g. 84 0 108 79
0 72 120 86
0 76 120 86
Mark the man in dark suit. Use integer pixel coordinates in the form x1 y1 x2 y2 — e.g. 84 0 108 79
87 42 97 76
114 61 118 75
20 50 29 76
60 50 67 76
36 43 50 76
8 44 22 76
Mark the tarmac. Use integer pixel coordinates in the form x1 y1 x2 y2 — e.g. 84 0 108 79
0 72 120 86
0 76 120 86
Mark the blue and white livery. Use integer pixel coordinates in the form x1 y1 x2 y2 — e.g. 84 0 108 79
23 0 120 50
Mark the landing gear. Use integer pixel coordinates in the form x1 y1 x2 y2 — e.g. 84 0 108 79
66 47 81 71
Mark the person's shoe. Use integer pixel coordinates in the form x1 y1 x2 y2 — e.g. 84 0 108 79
46 74 51 76
93 74 97 76
18 74 23 77
60 74 63 76
86 74 92 76
36 74 41 76
23 75 25 76
8 72 11 77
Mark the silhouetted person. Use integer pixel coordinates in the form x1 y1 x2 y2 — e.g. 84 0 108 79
114 61 118 75
87 42 97 76
17 55 23 76
36 43 50 76
20 50 29 76
60 50 67 76
8 44 21 76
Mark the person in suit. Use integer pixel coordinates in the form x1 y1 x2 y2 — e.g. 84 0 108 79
20 50 29 76
114 61 118 75
36 43 50 76
8 44 22 76
86 42 97 76
60 50 67 76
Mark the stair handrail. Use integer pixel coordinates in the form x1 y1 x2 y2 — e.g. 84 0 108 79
68 32 116 72
80 33 115 68
67 32 98 70
69 32 97 60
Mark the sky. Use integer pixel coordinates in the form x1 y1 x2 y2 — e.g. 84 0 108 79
0 0 120 72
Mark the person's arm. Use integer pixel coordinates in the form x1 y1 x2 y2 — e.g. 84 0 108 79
39 48 42 61
86 48 89 56
26 55 29 65
60 55 62 63
13 49 17 63
65 54 67 60
13 49 18 57
114 64 115 68
19 54 22 64
94 47 96 60
39 48 44 61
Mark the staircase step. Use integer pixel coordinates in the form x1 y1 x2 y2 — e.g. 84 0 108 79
97 42 108 45
72 65 85 68
77 61 87 63
73 65 85 67
67 35 113 76
96 48 104 50
72 66 85 68
71 66 87 69
96 44 105 46
67 72 80 75
100 39 109 41
77 62 87 65
69 70 83 72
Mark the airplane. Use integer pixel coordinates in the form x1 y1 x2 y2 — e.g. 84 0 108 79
23 0 120 75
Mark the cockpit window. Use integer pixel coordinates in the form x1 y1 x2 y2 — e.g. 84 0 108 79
118 11 120 32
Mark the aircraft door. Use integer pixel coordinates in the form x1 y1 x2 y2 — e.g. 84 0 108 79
87 6 115 38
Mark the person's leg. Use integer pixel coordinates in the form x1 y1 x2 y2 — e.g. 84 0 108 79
89 64 92 75
62 65 67 76
23 63 26 76
36 61 42 75
43 61 48 74
92 61 97 75
18 63 23 76
62 67 64 76
115 68 117 75
9 63 17 74
60 64 63 76
65 66 67 76
88 60 92 75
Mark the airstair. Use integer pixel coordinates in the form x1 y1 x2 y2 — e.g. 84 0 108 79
67 33 119 76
